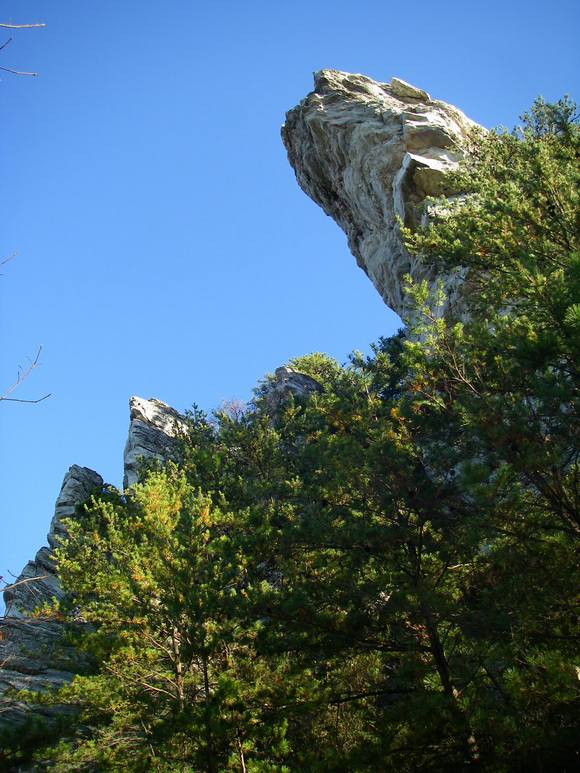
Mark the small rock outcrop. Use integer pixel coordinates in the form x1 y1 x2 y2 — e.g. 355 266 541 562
263 366 323 416
282 69 481 319
123 396 187 488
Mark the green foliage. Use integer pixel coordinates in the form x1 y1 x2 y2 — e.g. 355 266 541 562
37 470 291 771
11 97 580 770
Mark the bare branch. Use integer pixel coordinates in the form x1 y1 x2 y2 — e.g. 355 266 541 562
1 574 49 592
0 37 13 52
0 346 50 403
0 252 18 274
0 20 45 76
0 23 46 29
2 393 51 403
0 65 38 76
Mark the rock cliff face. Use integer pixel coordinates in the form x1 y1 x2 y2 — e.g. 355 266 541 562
0 465 103 727
282 69 481 319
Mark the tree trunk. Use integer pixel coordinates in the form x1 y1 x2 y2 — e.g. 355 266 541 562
424 614 483 770
202 652 216 773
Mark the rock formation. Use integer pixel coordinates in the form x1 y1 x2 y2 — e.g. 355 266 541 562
0 397 187 731
3 465 104 621
0 465 103 727
262 366 323 417
123 396 188 489
282 69 481 319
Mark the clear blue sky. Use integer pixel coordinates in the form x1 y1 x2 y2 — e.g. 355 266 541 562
2 1 579 597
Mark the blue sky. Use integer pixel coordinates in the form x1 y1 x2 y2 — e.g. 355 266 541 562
1 0 579 597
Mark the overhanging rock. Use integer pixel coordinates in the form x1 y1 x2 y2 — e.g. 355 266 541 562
282 70 482 320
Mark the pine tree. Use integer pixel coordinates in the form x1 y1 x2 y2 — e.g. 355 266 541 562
43 468 290 771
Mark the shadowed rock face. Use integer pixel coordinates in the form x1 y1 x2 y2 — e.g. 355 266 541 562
3 465 104 620
263 366 323 417
282 69 481 319
0 465 103 728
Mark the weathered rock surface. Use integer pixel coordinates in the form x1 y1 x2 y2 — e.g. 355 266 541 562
0 465 102 729
123 396 187 489
3 465 104 619
263 366 323 417
0 397 187 732
282 69 482 319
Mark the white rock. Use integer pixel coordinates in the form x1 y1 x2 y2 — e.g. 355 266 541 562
282 69 482 320
390 76 430 101
123 396 187 489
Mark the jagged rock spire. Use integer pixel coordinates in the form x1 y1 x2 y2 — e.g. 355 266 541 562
123 396 187 489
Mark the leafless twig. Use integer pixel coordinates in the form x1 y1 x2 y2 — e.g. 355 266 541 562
0 64 39 76
0 22 46 29
2 393 51 403
0 252 18 274
1 574 49 592
1 255 50 403
0 20 45 75
0 346 51 403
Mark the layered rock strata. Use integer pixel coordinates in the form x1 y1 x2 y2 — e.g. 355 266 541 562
282 69 481 319
123 396 188 489
0 465 102 727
